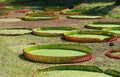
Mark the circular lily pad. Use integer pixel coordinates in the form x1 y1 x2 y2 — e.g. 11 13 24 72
0 28 32 36
67 15 103 19
23 44 92 63
26 11 54 16
105 49 120 59
103 28 120 37
85 22 120 30
32 27 78 37
22 15 58 21
22 11 59 21
63 30 114 43
0 18 22 22
33 65 120 77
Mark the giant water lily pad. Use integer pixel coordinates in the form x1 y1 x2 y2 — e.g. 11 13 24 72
63 30 114 43
33 65 120 77
26 11 54 16
105 49 120 59
32 27 78 36
67 15 103 19
85 22 120 30
23 44 92 63
22 11 59 21
103 28 120 37
22 16 58 21
0 18 22 22
0 28 32 35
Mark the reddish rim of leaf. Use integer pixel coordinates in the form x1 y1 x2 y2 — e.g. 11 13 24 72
105 49 120 59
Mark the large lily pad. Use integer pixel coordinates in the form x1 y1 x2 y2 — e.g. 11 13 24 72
22 15 58 21
67 15 103 19
33 65 120 77
0 28 32 36
0 18 22 22
22 11 59 21
63 30 114 43
32 27 78 37
105 49 120 59
85 22 120 30
103 28 120 37
23 44 92 63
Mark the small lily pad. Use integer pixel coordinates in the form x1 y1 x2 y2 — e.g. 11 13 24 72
67 15 103 19
33 65 120 77
0 28 32 35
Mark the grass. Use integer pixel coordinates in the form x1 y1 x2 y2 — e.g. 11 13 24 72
37 70 112 77
108 6 120 19
74 2 114 15
0 35 61 77
0 44 35 77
